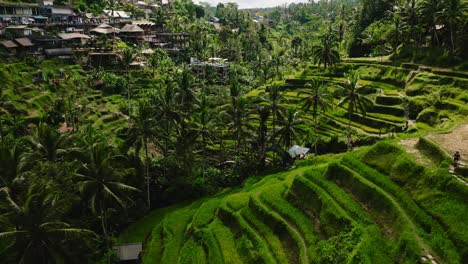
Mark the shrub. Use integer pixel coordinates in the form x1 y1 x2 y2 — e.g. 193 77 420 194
416 108 439 126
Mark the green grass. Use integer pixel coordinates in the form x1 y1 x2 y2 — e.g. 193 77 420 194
131 139 468 263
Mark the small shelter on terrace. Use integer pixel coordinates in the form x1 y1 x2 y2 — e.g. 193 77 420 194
119 23 144 44
90 23 119 35
14 37 34 52
0 40 18 54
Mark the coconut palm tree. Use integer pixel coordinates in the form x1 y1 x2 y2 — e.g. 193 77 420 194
150 79 179 157
126 100 156 208
272 49 286 79
253 104 271 170
399 0 419 44
311 29 340 69
387 11 404 52
0 140 29 193
299 79 331 155
336 72 373 139
0 183 93 264
194 94 219 176
121 48 137 112
27 122 70 162
419 0 442 46
265 84 286 135
436 0 467 54
223 97 255 158
300 79 331 123
274 108 306 149
176 65 198 115
75 143 139 264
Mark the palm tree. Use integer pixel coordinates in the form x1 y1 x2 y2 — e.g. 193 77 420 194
223 97 255 158
176 65 197 115
75 143 139 264
419 0 442 46
272 49 286 79
311 29 340 69
399 0 419 44
0 184 93 264
253 104 270 170
150 79 179 157
27 122 70 162
194 95 219 177
265 84 286 135
336 72 373 139
300 79 331 123
436 0 467 54
274 108 306 149
126 100 156 208
0 140 29 194
121 48 136 112
299 79 331 155
387 11 404 52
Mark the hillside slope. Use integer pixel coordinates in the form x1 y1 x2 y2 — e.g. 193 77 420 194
121 139 468 264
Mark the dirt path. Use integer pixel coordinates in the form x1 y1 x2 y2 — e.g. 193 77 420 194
398 138 434 167
426 123 468 163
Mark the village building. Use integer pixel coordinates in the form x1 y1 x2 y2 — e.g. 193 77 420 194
190 57 229 82
90 23 120 35
0 1 40 25
119 23 144 44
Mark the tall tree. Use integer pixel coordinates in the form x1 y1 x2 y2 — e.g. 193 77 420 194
311 28 340 69
300 79 331 155
265 84 286 135
27 122 70 162
75 143 139 264
120 48 136 112
419 0 442 46
253 104 270 171
0 140 29 193
126 100 156 208
300 79 331 123
336 72 373 140
0 183 93 264
436 0 467 54
176 65 198 115
223 97 254 158
274 108 306 149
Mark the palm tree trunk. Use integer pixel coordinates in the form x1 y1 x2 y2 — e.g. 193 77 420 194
100 205 110 264
449 24 455 54
144 136 150 208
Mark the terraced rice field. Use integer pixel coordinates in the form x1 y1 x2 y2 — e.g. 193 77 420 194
121 140 467 263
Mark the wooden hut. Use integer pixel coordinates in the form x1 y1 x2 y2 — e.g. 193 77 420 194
119 24 144 44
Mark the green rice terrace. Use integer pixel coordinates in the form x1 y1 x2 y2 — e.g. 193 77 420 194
114 60 468 264
1 1 468 264
122 139 468 264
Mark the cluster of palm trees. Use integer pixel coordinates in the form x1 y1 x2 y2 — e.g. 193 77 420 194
388 0 467 54
0 123 139 263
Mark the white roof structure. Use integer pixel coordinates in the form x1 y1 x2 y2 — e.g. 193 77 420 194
288 145 310 158
103 10 131 19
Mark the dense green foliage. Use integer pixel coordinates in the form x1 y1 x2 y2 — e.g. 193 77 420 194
0 0 467 263
135 142 467 263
